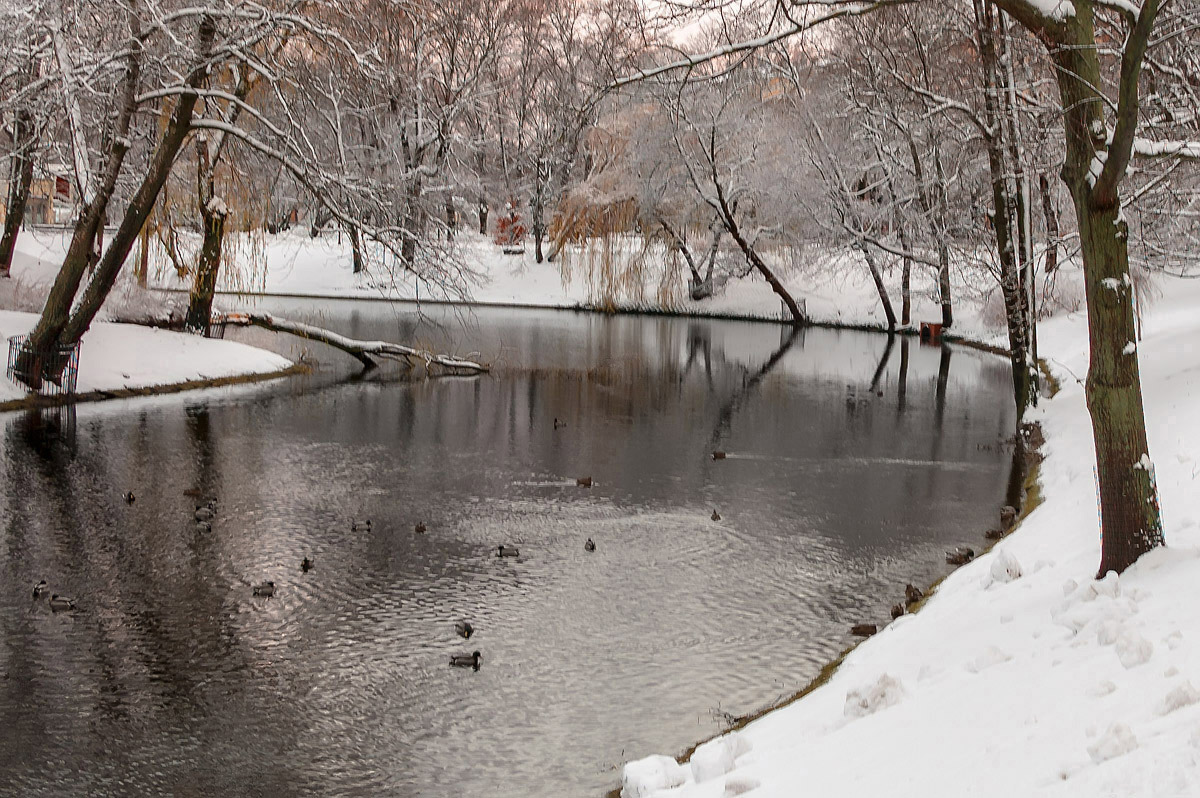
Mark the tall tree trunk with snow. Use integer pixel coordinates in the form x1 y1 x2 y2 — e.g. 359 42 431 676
186 134 225 334
185 200 226 333
995 0 1166 574
974 0 1033 416
48 16 217 372
0 109 35 278
897 226 912 326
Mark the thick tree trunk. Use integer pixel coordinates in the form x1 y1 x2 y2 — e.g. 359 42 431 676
1040 172 1059 274
858 243 897 331
1046 6 1165 575
937 241 953 328
350 225 364 273
897 226 912 326
185 205 226 333
0 109 36 277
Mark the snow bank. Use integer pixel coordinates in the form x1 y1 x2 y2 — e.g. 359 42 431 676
0 311 292 405
620 272 1200 798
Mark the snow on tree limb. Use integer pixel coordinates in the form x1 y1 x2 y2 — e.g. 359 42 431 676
609 1 902 90
220 312 488 373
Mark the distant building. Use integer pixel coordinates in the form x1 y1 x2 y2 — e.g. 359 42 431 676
1 163 78 226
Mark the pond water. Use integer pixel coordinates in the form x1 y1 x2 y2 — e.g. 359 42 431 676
0 300 1017 797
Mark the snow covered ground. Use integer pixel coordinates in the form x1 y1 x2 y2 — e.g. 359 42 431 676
123 226 1019 339
0 311 294 406
7 227 1198 796
0 232 294 405
620 278 1200 796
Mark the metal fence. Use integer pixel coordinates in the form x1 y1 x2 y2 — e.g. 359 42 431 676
6 334 81 396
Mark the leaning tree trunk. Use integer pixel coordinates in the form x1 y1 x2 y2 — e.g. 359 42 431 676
48 18 217 371
18 39 142 385
858 243 897 331
0 109 36 277
1047 3 1165 575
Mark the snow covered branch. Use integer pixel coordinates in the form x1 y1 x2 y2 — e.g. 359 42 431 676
220 312 489 374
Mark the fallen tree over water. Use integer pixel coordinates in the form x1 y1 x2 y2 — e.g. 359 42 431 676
219 312 488 374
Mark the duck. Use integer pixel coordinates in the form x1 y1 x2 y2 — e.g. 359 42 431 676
946 547 975 566
891 603 905 620
252 581 276 597
584 538 595 552
712 450 727 460
194 505 215 522
554 417 567 430
195 520 212 533
985 527 1006 540
904 583 923 606
576 476 593 487
352 519 372 532
123 491 136 504
850 624 876 637
711 510 721 522
49 594 76 612
497 545 519 558
301 557 313 573
415 522 427 534
450 651 481 669
32 579 47 598
455 621 474 639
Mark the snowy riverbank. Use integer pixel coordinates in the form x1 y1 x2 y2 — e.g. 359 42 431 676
620 274 1200 796
0 311 295 409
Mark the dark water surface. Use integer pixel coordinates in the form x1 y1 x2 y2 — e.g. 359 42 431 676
0 300 1016 797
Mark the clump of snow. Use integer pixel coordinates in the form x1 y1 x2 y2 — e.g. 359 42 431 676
966 645 1013 673
1123 341 1137 355
844 674 905 718
622 755 690 797
723 775 760 797
1114 629 1153 669
1158 682 1200 716
690 734 751 782
987 549 1023 585
1087 723 1138 764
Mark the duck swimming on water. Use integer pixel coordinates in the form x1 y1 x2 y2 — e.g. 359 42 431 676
253 581 276 597
455 621 474 639
49 594 76 612
497 545 519 558
584 538 595 552
450 651 481 670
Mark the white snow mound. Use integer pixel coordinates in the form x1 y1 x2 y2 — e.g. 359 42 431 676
844 673 906 718
690 733 752 783
1159 681 1200 715
1115 629 1154 669
988 549 1023 585
622 755 690 797
1087 723 1138 764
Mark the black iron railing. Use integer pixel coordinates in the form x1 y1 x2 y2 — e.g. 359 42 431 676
6 334 80 396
